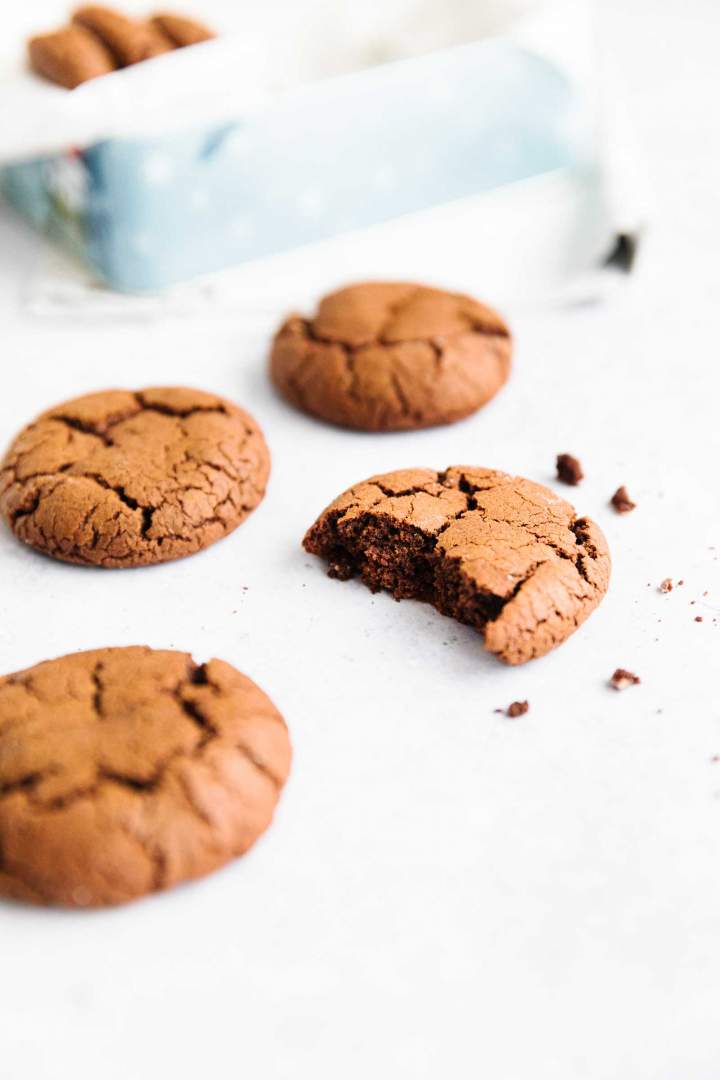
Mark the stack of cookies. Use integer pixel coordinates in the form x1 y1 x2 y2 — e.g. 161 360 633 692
28 5 215 89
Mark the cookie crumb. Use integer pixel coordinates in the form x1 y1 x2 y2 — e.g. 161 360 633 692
556 453 584 486
695 615 703 622
610 486 636 513
659 578 673 593
609 668 640 690
506 700 529 718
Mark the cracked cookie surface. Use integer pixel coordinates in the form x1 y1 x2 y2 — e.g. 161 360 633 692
270 282 512 431
303 467 610 664
0 386 270 568
0 647 291 908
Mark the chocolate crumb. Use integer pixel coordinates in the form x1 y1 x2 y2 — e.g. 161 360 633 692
556 453 584 486
610 486 636 513
659 578 673 593
695 615 703 622
506 700 529 718
678 579 684 586
609 668 640 690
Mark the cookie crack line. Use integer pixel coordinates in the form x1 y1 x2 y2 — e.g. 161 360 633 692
270 283 512 433
132 391 230 420
301 319 509 353
0 387 270 568
0 648 291 908
372 472 594 586
48 414 118 447
300 283 510 350
0 661 280 814
303 467 611 665
46 395 231 441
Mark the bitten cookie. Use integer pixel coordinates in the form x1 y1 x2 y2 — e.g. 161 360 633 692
72 5 172 65
303 467 610 664
0 648 291 908
28 25 117 88
0 387 269 568
270 282 512 431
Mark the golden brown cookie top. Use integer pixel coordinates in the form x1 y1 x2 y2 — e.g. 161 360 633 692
309 282 509 347
270 282 512 432
303 466 610 664
0 386 270 568
0 647 291 908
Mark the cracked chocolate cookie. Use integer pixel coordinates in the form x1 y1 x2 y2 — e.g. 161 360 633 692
304 467 610 664
0 647 291 908
270 282 512 431
0 387 269 568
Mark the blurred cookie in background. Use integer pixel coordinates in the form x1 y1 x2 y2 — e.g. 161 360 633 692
270 282 512 432
28 5 216 88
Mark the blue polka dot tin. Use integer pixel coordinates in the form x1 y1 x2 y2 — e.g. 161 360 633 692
1 39 587 292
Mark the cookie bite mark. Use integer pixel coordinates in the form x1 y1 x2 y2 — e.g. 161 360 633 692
28 25 117 88
0 386 270 568
303 467 611 664
0 647 291 908
270 282 512 432
72 5 173 65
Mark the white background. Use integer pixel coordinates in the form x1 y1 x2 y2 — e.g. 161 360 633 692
1 2 720 1078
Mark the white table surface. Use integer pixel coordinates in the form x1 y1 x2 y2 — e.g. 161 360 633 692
1 3 719 1078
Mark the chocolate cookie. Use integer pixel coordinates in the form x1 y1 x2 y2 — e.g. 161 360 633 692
28 26 117 88
72 5 172 65
0 648 291 907
0 387 269 568
150 12 215 46
303 467 610 664
270 282 512 431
